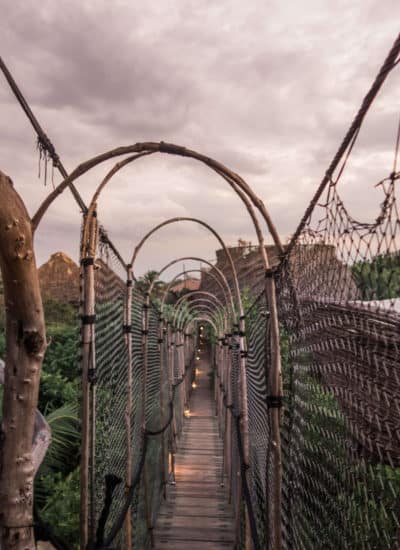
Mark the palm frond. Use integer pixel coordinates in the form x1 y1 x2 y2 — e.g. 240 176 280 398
40 401 81 475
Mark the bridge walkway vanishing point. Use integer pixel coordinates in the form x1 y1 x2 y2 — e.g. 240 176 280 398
153 347 235 549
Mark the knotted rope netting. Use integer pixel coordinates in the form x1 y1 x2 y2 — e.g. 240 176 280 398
273 51 400 550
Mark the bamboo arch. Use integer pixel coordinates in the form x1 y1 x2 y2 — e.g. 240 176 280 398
162 268 225 299
71 143 283 548
160 268 231 319
174 299 224 334
150 256 236 319
170 291 227 325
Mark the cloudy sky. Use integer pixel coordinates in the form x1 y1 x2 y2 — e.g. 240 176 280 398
1 1 399 277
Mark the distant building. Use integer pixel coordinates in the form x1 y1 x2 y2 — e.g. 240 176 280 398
38 252 125 305
39 252 80 305
201 242 360 302
170 277 200 293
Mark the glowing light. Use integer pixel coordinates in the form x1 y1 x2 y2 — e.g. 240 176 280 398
184 407 191 417
196 356 200 360
192 382 197 389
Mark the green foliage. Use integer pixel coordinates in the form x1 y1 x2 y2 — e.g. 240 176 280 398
346 464 400 548
35 401 80 507
41 402 81 475
0 302 4 332
135 270 166 300
39 324 79 412
0 290 80 545
283 346 400 547
43 297 77 328
241 286 261 326
0 330 4 358
352 251 400 300
39 468 80 548
39 370 78 414
34 401 80 547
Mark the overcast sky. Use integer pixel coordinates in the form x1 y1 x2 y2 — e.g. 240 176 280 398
1 1 399 277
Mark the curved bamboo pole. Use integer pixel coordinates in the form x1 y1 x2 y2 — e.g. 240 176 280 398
130 221 236 544
176 301 224 413
130 217 240 320
173 300 222 409
34 142 282 252
184 316 219 335
173 290 226 312
79 212 99 547
171 291 227 329
42 141 284 548
141 273 225 544
152 256 236 319
144 248 250 548
124 265 133 549
215 168 284 547
130 216 237 272
161 266 234 321
160 268 231 316
176 302 225 427
133 214 243 542
175 301 223 335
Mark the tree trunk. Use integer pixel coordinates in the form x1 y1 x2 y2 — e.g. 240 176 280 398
0 171 47 550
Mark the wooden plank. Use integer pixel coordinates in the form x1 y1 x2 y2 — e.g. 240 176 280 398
153 352 235 549
155 541 233 550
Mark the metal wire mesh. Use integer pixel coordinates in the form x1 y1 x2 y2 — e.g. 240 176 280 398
84 245 169 548
227 335 245 547
84 240 193 548
245 303 270 549
90 245 128 547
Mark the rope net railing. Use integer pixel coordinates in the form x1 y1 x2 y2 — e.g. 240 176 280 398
245 302 270 549
81 237 199 549
212 307 269 550
275 124 400 549
90 245 128 547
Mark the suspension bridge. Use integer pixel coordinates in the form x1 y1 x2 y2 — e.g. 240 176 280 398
0 33 399 550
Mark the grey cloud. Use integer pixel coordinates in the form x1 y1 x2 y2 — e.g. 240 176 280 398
1 0 399 277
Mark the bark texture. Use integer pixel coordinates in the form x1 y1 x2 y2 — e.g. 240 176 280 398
0 171 46 550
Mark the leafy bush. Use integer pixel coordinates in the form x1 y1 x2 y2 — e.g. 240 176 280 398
352 251 400 300
0 331 4 358
0 291 80 545
35 402 80 547
39 468 80 548
43 297 77 330
39 325 79 412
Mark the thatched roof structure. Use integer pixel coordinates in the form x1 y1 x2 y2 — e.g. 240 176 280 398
38 252 80 305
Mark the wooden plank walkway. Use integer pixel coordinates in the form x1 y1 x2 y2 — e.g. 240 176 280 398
153 349 235 549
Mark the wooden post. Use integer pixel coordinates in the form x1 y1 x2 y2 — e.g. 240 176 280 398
237 321 251 550
165 321 175 484
0 172 47 550
225 336 233 500
219 338 226 488
124 266 133 549
80 210 98 549
265 276 283 550
142 292 154 547
167 322 177 484
183 332 188 410
159 314 167 499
